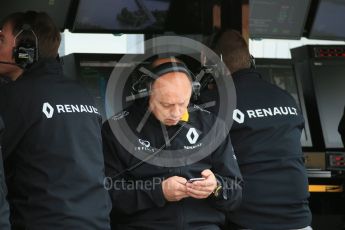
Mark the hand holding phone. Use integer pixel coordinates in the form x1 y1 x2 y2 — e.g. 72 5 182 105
186 169 217 199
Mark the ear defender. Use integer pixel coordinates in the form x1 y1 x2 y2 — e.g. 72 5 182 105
12 24 38 69
130 61 201 101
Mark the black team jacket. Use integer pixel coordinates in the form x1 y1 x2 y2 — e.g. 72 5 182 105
102 101 243 230
199 69 311 230
228 69 311 230
0 59 111 230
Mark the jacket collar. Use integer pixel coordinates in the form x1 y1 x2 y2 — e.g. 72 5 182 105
22 58 63 78
232 68 261 79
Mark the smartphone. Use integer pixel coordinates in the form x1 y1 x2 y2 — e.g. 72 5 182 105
187 177 205 183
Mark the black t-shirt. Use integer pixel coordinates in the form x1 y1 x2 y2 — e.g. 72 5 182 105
0 116 10 230
0 59 111 230
199 69 311 230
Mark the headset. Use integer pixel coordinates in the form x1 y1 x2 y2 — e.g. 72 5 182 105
131 61 201 101
12 24 38 69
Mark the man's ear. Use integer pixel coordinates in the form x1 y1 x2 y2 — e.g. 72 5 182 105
148 96 155 110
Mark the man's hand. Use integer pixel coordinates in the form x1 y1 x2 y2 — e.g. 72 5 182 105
162 176 188 202
186 169 217 199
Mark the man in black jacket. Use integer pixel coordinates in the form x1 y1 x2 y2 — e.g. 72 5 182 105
102 58 242 230
0 117 10 230
200 30 312 230
339 107 345 146
0 11 110 229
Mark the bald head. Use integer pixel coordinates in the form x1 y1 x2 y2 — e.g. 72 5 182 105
151 57 181 67
149 59 192 126
152 71 192 97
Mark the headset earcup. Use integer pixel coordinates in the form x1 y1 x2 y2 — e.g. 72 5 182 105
13 42 36 68
12 24 38 69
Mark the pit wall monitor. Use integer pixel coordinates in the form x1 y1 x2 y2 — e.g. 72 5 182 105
249 0 311 39
71 0 215 34
309 0 345 41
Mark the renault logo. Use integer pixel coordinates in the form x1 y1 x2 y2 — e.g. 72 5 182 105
233 109 245 124
42 102 54 119
186 128 199 144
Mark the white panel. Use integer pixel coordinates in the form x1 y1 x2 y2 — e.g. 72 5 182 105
262 39 277 58
249 39 265 57
126 34 145 54
63 30 128 55
250 37 345 59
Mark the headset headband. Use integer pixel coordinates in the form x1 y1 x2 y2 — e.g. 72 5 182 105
151 62 192 80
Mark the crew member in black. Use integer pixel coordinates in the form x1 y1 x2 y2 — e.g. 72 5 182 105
102 58 242 230
339 106 345 146
200 30 312 230
0 117 10 230
0 11 110 229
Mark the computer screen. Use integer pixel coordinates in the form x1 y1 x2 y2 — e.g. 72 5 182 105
0 0 74 31
309 0 345 40
249 0 311 39
71 0 213 34
255 58 313 147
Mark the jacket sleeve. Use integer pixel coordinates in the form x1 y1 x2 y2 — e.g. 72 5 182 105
0 117 11 230
0 85 29 160
101 121 167 215
208 128 243 212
